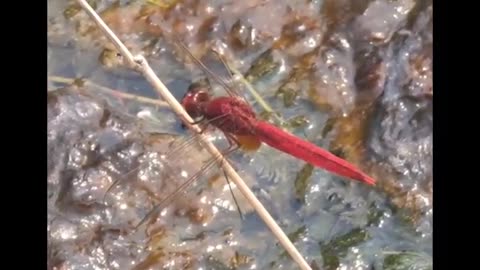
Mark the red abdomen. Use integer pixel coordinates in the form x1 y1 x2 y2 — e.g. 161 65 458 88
254 121 375 185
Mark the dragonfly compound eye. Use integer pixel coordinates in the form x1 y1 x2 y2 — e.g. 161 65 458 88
181 89 211 118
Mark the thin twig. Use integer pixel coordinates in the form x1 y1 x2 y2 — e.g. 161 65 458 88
48 75 169 107
226 59 285 125
75 1 313 269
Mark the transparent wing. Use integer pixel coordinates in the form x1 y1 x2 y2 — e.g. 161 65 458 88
103 120 243 231
170 34 250 105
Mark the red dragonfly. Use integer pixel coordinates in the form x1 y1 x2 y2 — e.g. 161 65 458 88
121 35 375 230
175 39 376 186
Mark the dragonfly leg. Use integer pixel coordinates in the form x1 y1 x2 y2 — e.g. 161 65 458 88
192 113 231 135
197 122 211 134
181 116 205 130
181 118 215 136
224 132 242 150
190 117 206 125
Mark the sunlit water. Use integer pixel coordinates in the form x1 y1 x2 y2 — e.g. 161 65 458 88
48 0 432 269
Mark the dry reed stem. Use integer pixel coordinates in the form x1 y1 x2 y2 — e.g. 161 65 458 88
226 61 285 125
48 75 169 107
75 1 313 269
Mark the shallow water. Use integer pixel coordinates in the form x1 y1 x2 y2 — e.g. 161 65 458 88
47 0 432 269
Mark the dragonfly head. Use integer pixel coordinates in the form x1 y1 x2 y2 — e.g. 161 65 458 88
181 87 211 119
